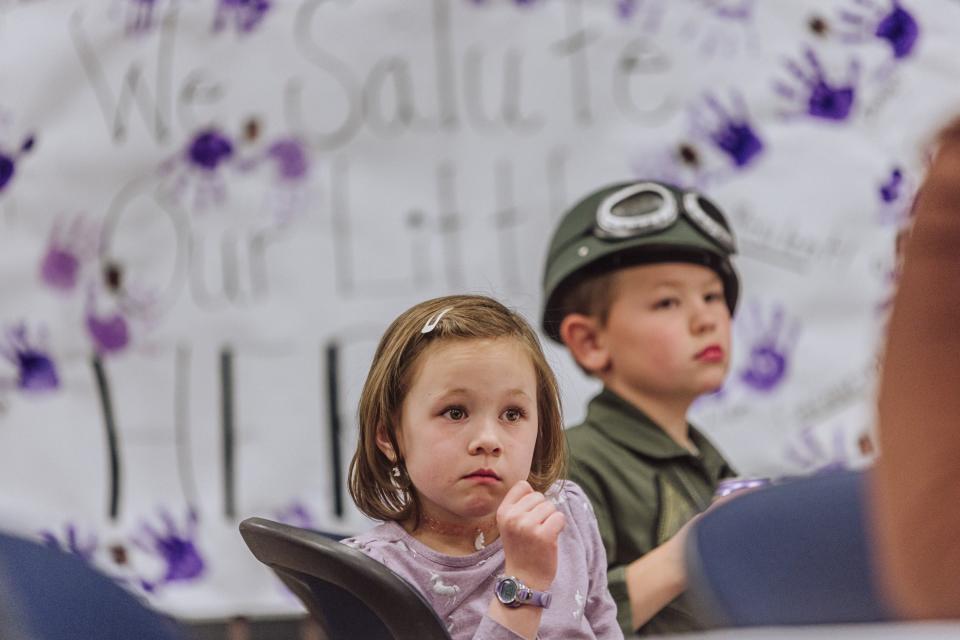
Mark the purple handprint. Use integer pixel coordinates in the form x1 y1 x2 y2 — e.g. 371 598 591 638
134 507 205 591
86 308 130 354
265 138 310 184
690 92 764 168
84 270 158 355
212 0 272 34
875 166 916 226
838 0 919 60
614 0 667 29
40 523 98 563
110 0 169 35
616 0 637 20
0 132 35 195
0 323 59 393
39 214 99 292
274 500 315 530
266 138 310 226
784 423 850 473
879 167 903 203
737 302 800 393
235 135 313 227
126 0 158 34
159 127 236 211
188 129 234 172
774 48 859 121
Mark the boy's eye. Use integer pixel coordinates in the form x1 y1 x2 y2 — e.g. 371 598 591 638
443 406 467 421
653 298 679 310
705 291 724 303
502 407 525 423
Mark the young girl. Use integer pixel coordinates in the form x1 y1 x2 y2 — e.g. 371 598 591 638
345 295 622 640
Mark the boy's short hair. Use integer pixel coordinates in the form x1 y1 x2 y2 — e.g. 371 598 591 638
551 268 621 330
541 180 740 342
349 294 567 526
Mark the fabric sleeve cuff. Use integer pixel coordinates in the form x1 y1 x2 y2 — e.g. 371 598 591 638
607 564 634 635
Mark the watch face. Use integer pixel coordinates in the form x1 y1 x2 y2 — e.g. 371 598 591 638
497 578 518 603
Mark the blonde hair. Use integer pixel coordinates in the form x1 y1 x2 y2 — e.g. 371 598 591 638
348 294 566 525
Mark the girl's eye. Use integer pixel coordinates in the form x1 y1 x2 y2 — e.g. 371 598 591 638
502 407 525 423
705 291 724 303
653 298 679 310
443 406 467 421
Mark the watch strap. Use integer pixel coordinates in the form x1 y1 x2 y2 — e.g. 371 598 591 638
517 586 552 608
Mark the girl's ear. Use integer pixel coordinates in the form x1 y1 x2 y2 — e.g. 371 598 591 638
559 313 611 374
375 424 398 463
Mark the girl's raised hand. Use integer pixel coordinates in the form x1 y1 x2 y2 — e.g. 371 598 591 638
496 480 566 590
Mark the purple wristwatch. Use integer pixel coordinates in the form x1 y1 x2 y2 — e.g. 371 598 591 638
495 575 552 609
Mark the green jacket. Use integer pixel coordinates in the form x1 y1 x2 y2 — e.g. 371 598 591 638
566 388 735 637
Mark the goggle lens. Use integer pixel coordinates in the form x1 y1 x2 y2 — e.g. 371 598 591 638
595 182 736 253
610 190 664 219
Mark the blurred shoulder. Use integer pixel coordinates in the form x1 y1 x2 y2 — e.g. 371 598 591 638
565 421 612 461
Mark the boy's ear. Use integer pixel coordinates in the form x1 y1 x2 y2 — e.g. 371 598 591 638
375 425 398 463
559 313 611 374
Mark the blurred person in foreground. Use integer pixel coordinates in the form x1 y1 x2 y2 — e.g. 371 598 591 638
872 116 960 619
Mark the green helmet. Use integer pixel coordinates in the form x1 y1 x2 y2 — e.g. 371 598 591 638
540 180 740 342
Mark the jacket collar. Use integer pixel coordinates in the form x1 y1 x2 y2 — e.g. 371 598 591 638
583 387 730 477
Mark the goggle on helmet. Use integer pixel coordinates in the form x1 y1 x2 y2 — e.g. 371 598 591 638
540 180 740 342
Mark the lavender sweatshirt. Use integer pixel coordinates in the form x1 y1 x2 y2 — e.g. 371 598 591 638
343 480 623 640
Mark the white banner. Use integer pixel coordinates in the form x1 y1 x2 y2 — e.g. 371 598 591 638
0 0 957 619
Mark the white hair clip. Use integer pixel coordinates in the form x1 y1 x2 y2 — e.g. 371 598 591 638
421 307 453 334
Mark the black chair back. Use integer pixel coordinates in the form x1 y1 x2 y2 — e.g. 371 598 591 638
239 517 451 640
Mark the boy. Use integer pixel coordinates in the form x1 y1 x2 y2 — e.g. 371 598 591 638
540 181 739 636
